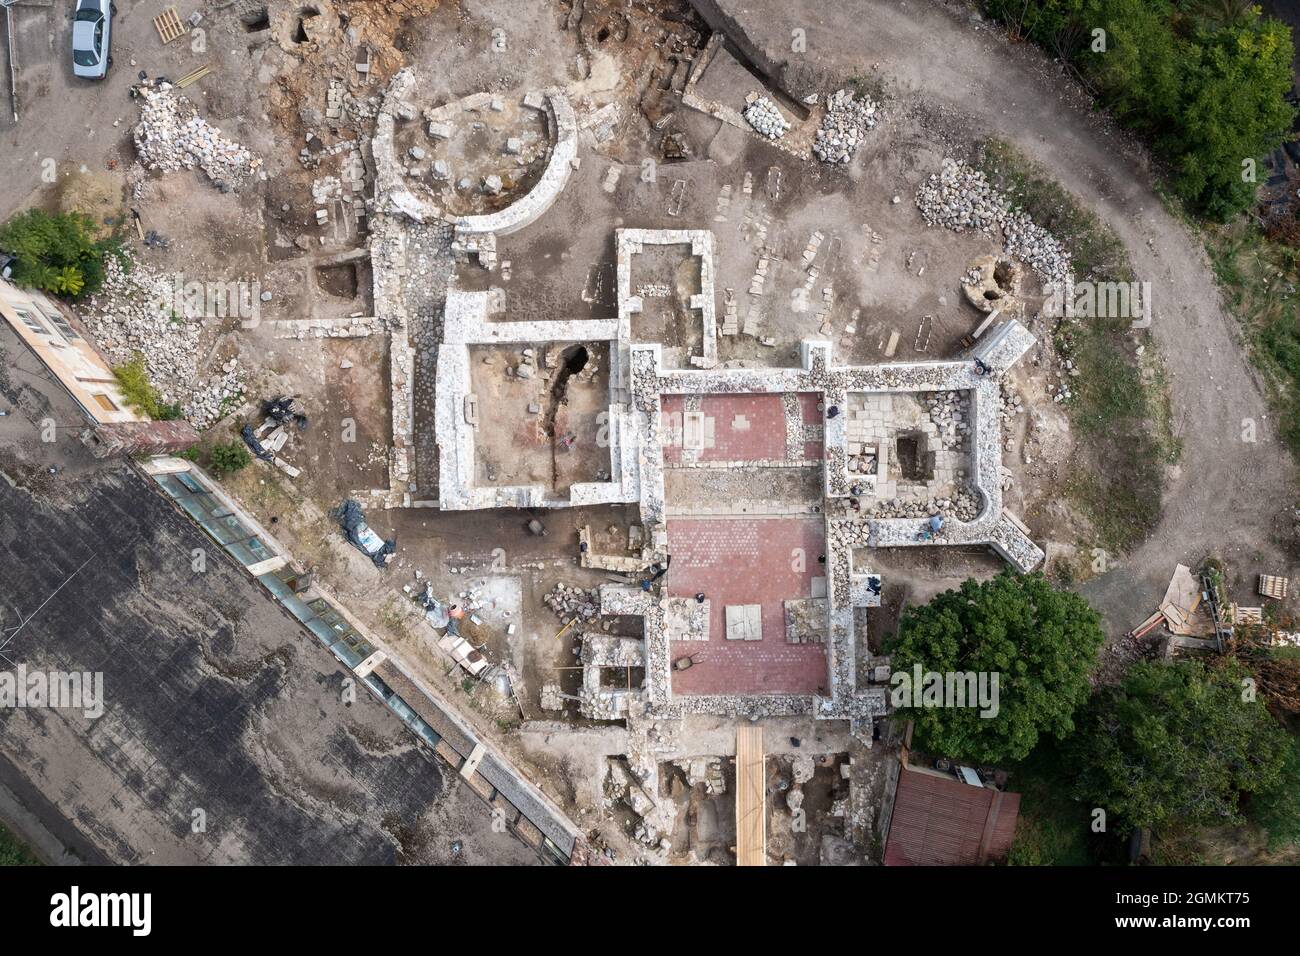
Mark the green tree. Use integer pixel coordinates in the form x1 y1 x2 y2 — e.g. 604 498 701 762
1070 659 1288 830
884 570 1105 764
0 209 121 300
1251 733 1300 851
982 0 1296 219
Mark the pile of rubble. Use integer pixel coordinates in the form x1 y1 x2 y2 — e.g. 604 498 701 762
998 386 1025 424
80 255 246 430
861 487 983 523
544 583 601 622
813 89 878 164
915 158 1070 291
926 391 970 450
743 93 790 140
133 83 261 189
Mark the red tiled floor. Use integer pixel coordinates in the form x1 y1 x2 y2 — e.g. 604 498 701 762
666 517 828 696
662 393 787 463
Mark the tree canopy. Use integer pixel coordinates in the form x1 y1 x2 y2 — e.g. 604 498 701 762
1069 659 1288 830
0 209 121 300
885 570 1105 764
983 0 1296 220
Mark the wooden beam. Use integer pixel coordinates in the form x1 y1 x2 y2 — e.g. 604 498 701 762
735 725 766 866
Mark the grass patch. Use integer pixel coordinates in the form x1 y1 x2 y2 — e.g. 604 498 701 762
0 822 41 866
1007 742 1123 866
978 139 1170 554
1205 219 1300 461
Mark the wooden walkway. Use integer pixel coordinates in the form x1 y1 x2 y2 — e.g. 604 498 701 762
735 725 766 866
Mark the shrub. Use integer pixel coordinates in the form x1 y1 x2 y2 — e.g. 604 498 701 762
112 355 180 420
207 441 251 477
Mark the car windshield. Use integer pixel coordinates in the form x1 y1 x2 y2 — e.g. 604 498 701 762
74 8 100 22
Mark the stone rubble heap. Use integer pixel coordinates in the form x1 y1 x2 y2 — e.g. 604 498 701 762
743 93 791 140
80 255 246 430
133 83 261 189
856 487 983 523
544 583 601 622
925 390 970 451
915 158 1070 291
813 89 878 164
998 385 1024 425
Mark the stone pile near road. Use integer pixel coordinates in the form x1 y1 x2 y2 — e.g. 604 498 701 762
743 94 790 140
133 83 261 189
544 583 601 622
915 158 1070 292
813 89 878 164
81 255 246 431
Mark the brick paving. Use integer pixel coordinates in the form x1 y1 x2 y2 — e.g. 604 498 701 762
666 516 829 695
662 393 790 463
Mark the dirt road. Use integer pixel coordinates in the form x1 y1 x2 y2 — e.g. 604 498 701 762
695 0 1298 631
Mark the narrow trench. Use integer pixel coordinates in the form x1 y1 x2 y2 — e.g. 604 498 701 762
544 345 589 487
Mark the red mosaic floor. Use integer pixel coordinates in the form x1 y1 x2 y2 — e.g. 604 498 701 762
661 392 823 464
666 516 828 696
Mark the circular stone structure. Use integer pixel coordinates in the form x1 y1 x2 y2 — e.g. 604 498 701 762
961 254 1022 313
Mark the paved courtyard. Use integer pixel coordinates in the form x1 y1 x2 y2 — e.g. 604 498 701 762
662 392 824 463
666 516 828 695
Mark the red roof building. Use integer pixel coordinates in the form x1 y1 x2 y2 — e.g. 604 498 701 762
884 767 1021 866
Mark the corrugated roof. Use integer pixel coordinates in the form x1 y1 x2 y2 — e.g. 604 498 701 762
884 768 1020 866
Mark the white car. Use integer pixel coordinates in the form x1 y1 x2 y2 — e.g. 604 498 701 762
72 0 114 81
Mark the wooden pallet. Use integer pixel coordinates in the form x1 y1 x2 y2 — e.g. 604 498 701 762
1259 574 1289 600
176 65 211 89
153 8 187 45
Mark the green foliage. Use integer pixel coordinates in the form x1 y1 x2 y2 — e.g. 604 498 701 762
884 571 1106 764
982 0 1296 220
1007 743 1097 865
1069 659 1288 830
0 823 40 866
1250 733 1300 851
0 209 121 300
111 355 181 421
207 441 251 477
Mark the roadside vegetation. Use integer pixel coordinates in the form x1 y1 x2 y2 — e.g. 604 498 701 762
0 209 124 300
0 823 41 866
1206 219 1300 459
983 0 1294 221
978 139 1178 553
984 0 1300 477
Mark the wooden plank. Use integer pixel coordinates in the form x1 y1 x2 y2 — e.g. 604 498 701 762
176 65 212 89
735 725 766 866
